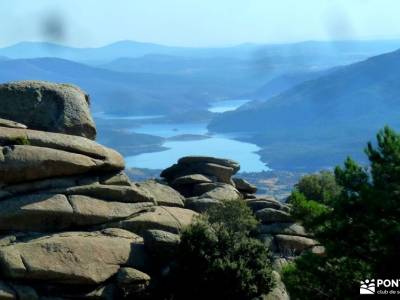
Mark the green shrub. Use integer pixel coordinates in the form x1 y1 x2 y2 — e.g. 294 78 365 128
11 135 30 145
283 126 400 299
168 200 275 300
292 170 341 204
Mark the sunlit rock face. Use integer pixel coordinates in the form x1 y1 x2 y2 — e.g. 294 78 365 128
0 80 96 139
0 81 197 299
0 81 301 299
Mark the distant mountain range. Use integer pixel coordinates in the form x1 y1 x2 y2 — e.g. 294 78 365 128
2 39 400 65
248 68 340 100
0 57 204 114
2 39 400 171
0 41 259 63
209 48 400 170
0 56 272 115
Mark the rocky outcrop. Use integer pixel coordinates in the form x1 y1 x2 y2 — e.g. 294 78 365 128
0 81 301 299
0 82 197 299
248 196 320 274
0 118 26 129
161 156 251 211
161 157 302 300
0 81 96 139
161 156 240 185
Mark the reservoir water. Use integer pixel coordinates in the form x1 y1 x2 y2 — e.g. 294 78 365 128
208 99 251 113
125 123 268 172
104 99 269 172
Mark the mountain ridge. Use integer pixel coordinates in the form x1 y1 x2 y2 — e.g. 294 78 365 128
208 48 400 170
2 39 400 63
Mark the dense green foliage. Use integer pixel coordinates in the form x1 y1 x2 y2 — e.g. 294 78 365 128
169 200 275 300
9 136 30 145
283 126 400 299
294 171 341 204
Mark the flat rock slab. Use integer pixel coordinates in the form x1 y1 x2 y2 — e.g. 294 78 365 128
0 193 154 232
70 195 153 226
103 206 197 235
199 183 242 201
255 208 293 223
245 198 289 212
190 162 235 184
0 194 73 232
0 127 124 168
274 234 318 254
161 156 239 184
171 174 213 186
233 177 257 194
185 197 222 213
143 230 180 259
0 229 142 285
136 180 184 207
1 172 129 200
0 81 96 139
258 223 309 237
178 156 240 172
0 144 123 185
0 118 27 129
117 267 151 285
52 184 155 204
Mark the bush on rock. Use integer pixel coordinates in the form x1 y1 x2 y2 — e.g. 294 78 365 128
167 200 275 300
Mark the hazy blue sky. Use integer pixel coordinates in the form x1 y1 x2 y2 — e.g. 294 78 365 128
1 0 399 47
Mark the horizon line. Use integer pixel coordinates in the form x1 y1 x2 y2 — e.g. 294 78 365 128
2 36 400 50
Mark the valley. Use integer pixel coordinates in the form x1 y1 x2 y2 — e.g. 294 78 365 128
2 39 400 176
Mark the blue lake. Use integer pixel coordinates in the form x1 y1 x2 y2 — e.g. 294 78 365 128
131 122 207 138
208 99 251 113
125 127 268 172
100 99 269 172
94 112 164 120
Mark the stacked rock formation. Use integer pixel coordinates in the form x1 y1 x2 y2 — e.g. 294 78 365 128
161 156 323 300
0 81 197 299
247 197 320 270
0 80 316 300
161 156 256 212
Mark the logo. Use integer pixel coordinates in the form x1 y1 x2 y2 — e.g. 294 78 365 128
360 279 376 294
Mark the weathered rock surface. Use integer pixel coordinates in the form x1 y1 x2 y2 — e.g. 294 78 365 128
233 177 257 194
171 174 213 186
0 82 300 299
116 267 151 297
246 197 289 212
161 156 239 185
160 156 256 202
116 267 151 285
0 81 96 139
178 156 240 172
103 206 197 235
200 183 242 201
137 180 184 207
0 83 203 299
0 127 124 184
184 197 222 213
0 118 27 129
52 184 154 204
143 229 180 260
0 229 144 284
258 223 308 237
256 208 293 223
274 234 318 255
